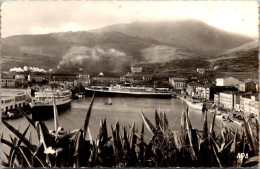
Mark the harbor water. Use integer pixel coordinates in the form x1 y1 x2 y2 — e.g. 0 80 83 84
2 96 241 148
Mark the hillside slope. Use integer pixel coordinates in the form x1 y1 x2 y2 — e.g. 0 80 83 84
2 20 255 74
210 40 259 72
2 31 199 74
97 20 253 55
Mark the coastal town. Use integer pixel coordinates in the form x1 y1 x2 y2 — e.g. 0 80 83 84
1 1 259 168
2 65 259 123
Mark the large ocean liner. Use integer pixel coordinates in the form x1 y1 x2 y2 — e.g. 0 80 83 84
85 85 172 98
30 84 72 116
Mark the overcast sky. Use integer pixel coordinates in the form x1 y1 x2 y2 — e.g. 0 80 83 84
1 1 258 38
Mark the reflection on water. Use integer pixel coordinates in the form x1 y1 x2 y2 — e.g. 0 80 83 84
2 96 239 147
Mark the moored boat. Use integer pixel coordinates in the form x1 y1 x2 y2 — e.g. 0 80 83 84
185 99 203 111
30 85 72 119
85 85 172 98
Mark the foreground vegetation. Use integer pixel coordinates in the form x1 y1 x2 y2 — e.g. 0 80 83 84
1 94 259 168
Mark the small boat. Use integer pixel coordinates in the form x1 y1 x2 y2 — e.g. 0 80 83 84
2 111 23 120
104 98 112 105
185 99 203 111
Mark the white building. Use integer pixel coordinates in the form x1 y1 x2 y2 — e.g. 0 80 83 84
219 91 235 110
197 68 205 74
1 75 15 88
195 86 210 100
214 93 220 105
131 66 142 73
169 78 187 90
77 74 90 79
240 94 259 117
216 77 240 86
1 89 29 113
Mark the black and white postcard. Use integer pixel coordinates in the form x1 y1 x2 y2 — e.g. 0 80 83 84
1 1 259 168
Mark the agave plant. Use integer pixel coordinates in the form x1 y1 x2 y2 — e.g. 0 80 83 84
1 94 259 168
2 93 95 168
139 107 259 167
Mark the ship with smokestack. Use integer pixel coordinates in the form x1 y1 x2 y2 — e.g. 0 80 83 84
85 84 172 98
30 83 72 118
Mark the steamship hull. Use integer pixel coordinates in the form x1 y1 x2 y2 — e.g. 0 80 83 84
31 97 72 120
85 87 172 98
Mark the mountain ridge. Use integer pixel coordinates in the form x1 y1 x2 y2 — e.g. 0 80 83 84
96 20 253 55
1 20 256 74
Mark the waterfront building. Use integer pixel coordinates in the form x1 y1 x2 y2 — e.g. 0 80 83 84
120 73 153 85
240 94 259 117
91 73 120 85
233 92 245 111
209 86 238 100
239 96 245 112
142 74 153 81
249 94 259 117
1 89 29 113
1 74 16 88
238 80 257 93
214 94 220 105
131 66 142 73
123 73 134 83
218 90 259 114
75 74 90 87
187 81 237 101
219 91 236 110
243 96 251 115
133 76 143 84
234 103 240 112
216 77 240 86
186 82 198 96
27 72 50 82
186 82 208 98
51 73 77 82
169 78 187 90
196 85 210 101
74 79 90 87
77 74 90 79
32 76 45 82
15 74 25 80
15 75 28 88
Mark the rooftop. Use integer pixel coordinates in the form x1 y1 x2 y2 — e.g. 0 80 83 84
1 96 14 100
220 91 238 94
216 77 238 80
169 77 187 81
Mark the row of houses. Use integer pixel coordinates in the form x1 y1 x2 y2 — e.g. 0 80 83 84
1 74 49 88
213 77 259 117
214 92 259 117
168 77 240 100
169 77 258 96
169 76 259 117
90 72 158 85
